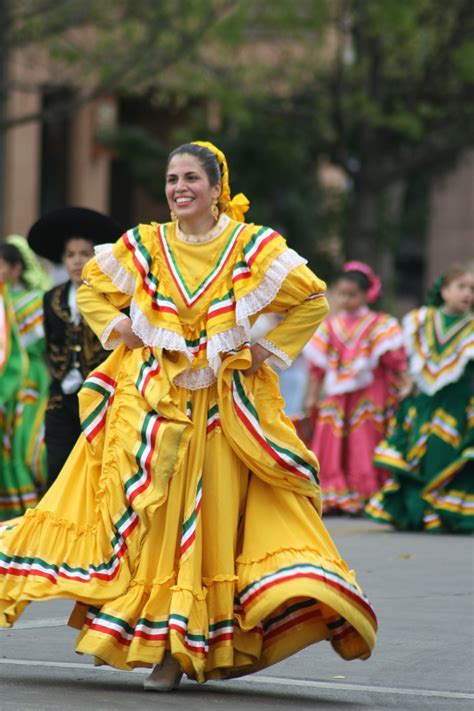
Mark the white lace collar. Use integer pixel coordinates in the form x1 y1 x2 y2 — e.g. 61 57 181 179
175 213 230 244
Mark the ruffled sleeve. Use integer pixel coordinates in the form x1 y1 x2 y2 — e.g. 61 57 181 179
255 264 329 369
77 231 137 349
228 226 328 368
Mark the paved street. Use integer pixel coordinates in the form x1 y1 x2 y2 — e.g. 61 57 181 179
1 517 472 710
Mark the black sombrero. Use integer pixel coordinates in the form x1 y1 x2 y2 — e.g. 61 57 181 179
27 206 124 263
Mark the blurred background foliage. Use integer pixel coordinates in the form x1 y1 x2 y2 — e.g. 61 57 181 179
3 0 474 293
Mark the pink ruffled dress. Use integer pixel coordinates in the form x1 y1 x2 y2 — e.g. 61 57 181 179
304 307 407 514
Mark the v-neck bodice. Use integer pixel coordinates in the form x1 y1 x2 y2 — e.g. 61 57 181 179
403 306 474 395
163 225 238 307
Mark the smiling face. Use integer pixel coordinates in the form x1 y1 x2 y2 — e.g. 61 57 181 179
165 153 221 230
62 237 95 286
441 272 474 315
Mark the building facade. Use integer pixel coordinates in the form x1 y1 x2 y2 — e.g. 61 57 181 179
1 48 473 299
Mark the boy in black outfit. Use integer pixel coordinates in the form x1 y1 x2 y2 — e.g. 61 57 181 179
27 207 123 487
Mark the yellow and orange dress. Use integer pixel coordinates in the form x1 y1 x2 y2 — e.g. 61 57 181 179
0 215 377 682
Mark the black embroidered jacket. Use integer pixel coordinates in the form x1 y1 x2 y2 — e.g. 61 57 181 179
43 281 107 407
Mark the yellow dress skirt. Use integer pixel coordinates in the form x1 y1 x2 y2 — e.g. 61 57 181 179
0 343 376 683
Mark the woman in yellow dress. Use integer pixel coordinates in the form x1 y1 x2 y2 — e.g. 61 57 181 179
0 141 377 691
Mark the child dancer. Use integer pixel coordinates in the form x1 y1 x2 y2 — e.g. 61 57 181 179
305 262 407 514
0 238 51 518
366 265 474 532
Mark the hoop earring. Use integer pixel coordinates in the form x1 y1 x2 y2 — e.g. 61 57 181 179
170 210 177 223
211 202 219 220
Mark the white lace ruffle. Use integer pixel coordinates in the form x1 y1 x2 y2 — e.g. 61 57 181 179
129 300 192 361
101 313 130 350
303 339 329 370
410 345 474 395
371 332 405 364
207 325 250 374
95 243 136 295
257 337 292 370
403 307 474 394
321 333 406 396
174 366 217 390
95 244 313 386
235 248 306 324
324 361 375 396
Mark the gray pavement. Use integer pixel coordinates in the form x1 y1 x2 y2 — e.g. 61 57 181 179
1 517 473 710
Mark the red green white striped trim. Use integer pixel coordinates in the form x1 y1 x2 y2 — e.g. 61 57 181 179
208 618 234 645
232 371 318 485
263 598 322 641
207 404 221 434
136 352 161 398
155 291 179 316
238 562 377 624
81 602 356 650
232 260 252 283
327 618 355 643
81 372 117 443
0 505 138 583
158 223 245 307
185 330 208 358
243 227 279 266
124 411 161 504
123 227 156 300
169 613 207 653
180 477 203 556
207 290 236 319
123 227 179 316
83 607 232 653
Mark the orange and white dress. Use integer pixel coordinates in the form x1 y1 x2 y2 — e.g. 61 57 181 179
0 214 377 682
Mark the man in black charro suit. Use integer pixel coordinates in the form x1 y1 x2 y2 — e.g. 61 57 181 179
28 207 123 487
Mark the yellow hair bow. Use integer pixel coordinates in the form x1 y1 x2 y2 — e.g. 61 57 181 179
192 140 250 223
227 192 250 222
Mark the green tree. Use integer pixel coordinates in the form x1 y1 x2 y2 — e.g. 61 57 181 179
193 0 474 286
3 0 474 293
101 0 474 289
1 0 243 128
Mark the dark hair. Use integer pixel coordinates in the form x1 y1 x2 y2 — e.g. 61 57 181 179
62 235 95 256
166 143 221 187
337 269 371 293
0 243 25 273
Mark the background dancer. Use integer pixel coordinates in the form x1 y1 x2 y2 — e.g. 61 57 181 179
0 238 51 519
27 207 123 487
366 264 474 532
305 262 408 514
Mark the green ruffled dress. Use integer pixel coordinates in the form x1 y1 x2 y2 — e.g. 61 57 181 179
366 307 474 532
0 284 49 520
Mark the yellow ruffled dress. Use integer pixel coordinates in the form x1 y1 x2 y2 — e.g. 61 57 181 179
0 215 377 682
